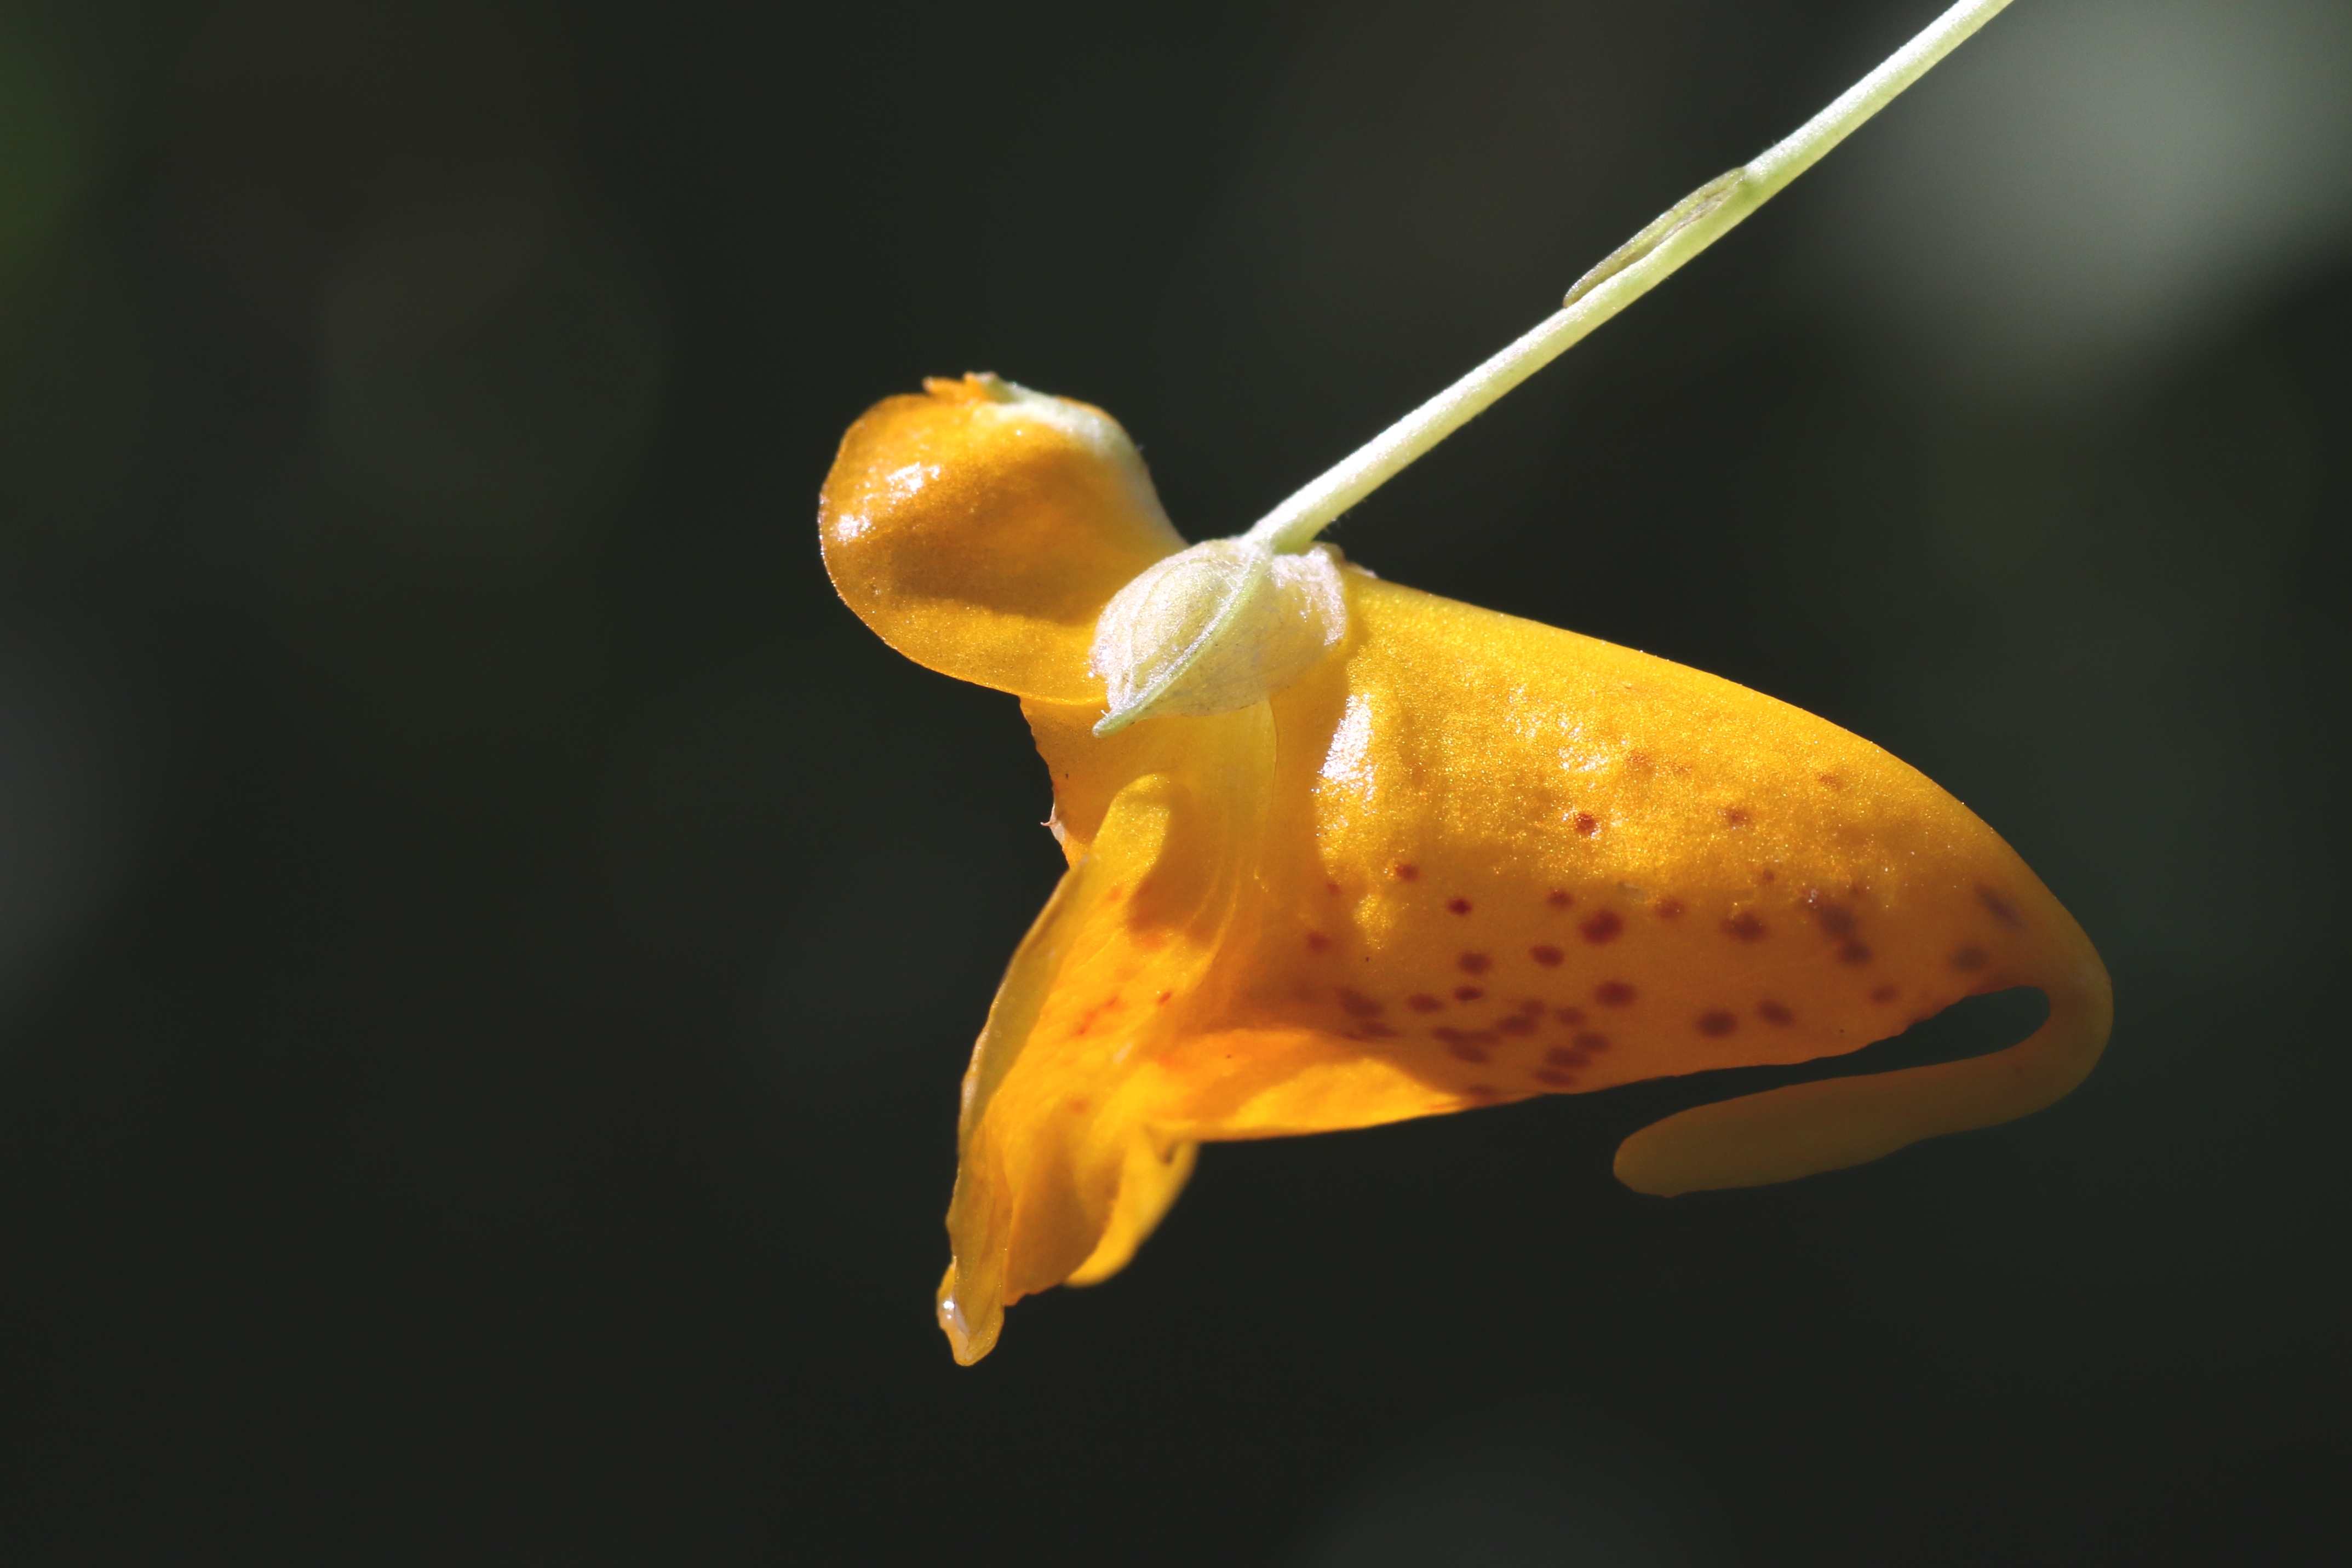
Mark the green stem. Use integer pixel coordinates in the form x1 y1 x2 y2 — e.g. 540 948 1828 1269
1242 0 2016 555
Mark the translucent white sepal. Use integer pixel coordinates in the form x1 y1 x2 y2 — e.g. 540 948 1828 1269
1089 540 1347 737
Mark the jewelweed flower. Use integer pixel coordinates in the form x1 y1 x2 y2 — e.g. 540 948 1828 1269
817 0 2107 1364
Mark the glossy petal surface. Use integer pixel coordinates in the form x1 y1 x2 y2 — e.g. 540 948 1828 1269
818 374 1183 702
820 379 2111 1365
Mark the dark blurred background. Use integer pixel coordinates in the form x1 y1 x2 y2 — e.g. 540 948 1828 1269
1 0 2347 1560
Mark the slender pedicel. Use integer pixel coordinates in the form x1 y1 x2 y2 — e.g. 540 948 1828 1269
1092 0 2015 737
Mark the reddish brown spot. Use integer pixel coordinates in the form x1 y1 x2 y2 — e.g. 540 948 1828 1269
1155 991 1172 1006
1571 1031 1612 1054
1554 1006 1586 1026
1530 945 1564 967
1722 913 1768 943
1838 940 1874 966
1454 985 1485 1003
1496 1015 1538 1037
1406 993 1444 1013
1546 1046 1585 1067
1305 931 1330 953
1534 1069 1577 1088
1437 1027 1496 1064
1696 1009 1738 1037
1951 944 1990 973
1594 981 1637 1007
1355 1021 1399 1039
1392 863 1420 881
1547 889 1574 909
1757 1001 1795 1026
1457 952 1492 976
1464 1084 1504 1099
1068 1097 1090 1115
1325 881 1341 896
1573 812 1601 837
1871 984 1900 1004
1581 911 1623 945
1654 897 1686 920
1757 869 1777 885
1336 988 1385 1019
1817 772 1845 790
1447 897 1474 916
1808 891 1857 937
1977 886 2024 929
1722 807 1752 829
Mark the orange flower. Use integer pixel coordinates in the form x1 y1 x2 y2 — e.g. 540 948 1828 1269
821 375 2110 1364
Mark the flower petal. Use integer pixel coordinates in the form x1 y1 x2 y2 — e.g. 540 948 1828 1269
937 703 1274 1364
819 374 1183 702
818 380 2109 1366
946 568 2109 1360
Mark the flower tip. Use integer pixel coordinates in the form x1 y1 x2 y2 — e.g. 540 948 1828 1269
936 1265 1001 1366
818 374 1184 704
